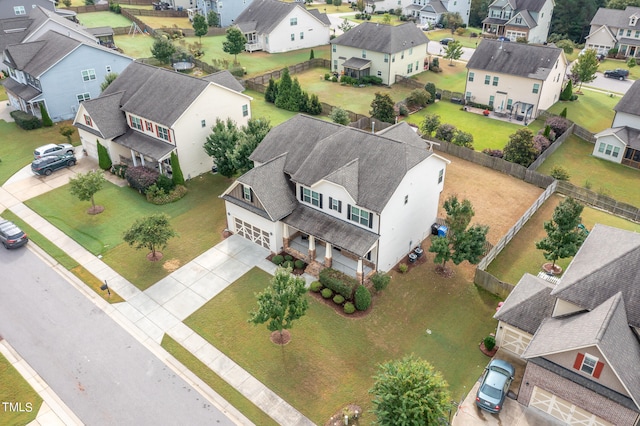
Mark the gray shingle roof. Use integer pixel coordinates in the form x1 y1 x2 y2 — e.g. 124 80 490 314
330 22 429 54
595 126 640 150
341 57 371 69
5 31 80 76
591 6 640 30
376 121 426 149
1 76 40 101
467 39 563 80
614 79 640 116
202 70 245 93
235 0 328 35
551 224 640 327
426 0 448 14
79 92 128 139
0 17 31 52
514 0 547 13
494 273 556 334
86 26 113 37
112 128 175 161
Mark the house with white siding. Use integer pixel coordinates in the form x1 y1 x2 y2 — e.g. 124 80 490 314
406 0 472 27
481 0 554 43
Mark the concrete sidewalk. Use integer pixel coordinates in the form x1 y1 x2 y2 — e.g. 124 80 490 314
0 162 316 425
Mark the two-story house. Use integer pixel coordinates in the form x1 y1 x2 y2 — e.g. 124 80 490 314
481 0 554 43
73 62 252 179
593 79 640 169
233 0 330 53
406 0 471 26
221 114 450 279
586 6 640 58
2 30 132 122
189 0 252 27
465 40 566 122
494 224 640 425
330 22 429 86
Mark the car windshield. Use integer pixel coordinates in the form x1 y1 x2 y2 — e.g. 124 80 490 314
480 383 501 399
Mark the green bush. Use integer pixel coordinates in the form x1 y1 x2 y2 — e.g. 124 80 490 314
145 184 188 205
125 165 159 193
344 302 355 314
319 268 358 299
283 260 294 269
359 75 383 85
371 272 390 292
354 285 371 311
271 255 284 265
321 288 333 299
340 75 357 85
284 255 293 262
550 166 570 181
333 294 345 304
398 263 408 273
10 110 42 130
110 164 128 179
310 281 322 292
324 73 331 80
156 174 175 192
294 259 305 269
483 336 496 351
229 66 245 77
40 104 53 127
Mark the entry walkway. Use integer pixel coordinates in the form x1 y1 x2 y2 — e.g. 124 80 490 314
0 159 316 426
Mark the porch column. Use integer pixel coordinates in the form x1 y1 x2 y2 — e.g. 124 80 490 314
158 161 163 175
308 235 316 261
324 243 332 268
356 258 363 283
283 224 290 249
140 155 146 167
130 149 138 166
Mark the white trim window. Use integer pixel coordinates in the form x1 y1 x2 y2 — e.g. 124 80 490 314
290 17 297 26
130 116 142 130
81 69 97 82
14 6 26 15
77 92 91 103
157 126 170 141
580 354 598 375
242 104 249 117
243 185 251 201
302 187 321 207
349 205 370 227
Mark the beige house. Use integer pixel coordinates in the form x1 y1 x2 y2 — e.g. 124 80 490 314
329 22 429 86
481 0 555 43
586 6 640 58
464 40 566 122
73 62 252 179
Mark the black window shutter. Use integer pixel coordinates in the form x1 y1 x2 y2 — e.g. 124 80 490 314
240 184 245 198
319 194 323 208
368 212 373 228
347 204 351 220
338 200 342 213
329 197 333 210
249 189 253 202
299 186 304 201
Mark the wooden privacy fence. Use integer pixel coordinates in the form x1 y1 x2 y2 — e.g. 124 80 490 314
395 75 424 89
124 8 188 17
121 9 157 36
528 123 575 170
63 3 109 13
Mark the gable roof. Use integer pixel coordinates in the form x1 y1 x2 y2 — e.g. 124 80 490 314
4 30 79 76
76 92 128 139
330 22 429 54
551 224 640 327
595 126 640 150
425 0 448 14
507 9 536 28
376 121 426 149
466 39 563 80
614 79 640 116
0 16 32 51
494 273 556 334
489 0 547 13
202 70 245 93
590 6 640 30
24 5 95 43
235 0 328 34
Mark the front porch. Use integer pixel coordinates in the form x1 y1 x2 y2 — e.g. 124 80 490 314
622 146 640 169
112 128 175 175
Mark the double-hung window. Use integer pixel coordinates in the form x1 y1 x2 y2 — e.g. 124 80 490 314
349 206 371 227
532 83 540 94
77 92 91 103
157 126 170 141
130 116 142 130
484 75 490 85
81 69 96 81
302 187 321 207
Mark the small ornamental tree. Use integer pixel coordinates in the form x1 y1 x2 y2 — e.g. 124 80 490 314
503 128 537 167
40 104 53 127
192 14 208 42
248 267 309 344
207 10 219 27
170 151 185 185
151 37 176 64
443 40 463 65
573 49 599 90
330 107 350 125
123 213 178 261
420 113 440 136
370 92 395 124
59 125 75 143
100 72 118 92
424 82 437 103
204 118 242 178
264 78 278 103
223 27 247 64
309 49 314 59
435 123 457 142
97 141 112 170
371 272 391 292
560 80 573 101
274 68 293 110
452 130 474 148
69 170 107 215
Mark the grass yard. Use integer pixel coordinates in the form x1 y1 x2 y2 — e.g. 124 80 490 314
0 352 42 426
138 15 191 29
595 58 640 81
185 266 498 425
114 34 156 58
76 11 132 28
26 173 232 290
428 29 484 49
546 91 618 133
486 194 640 284
246 89 315 126
404 101 524 151
345 15 409 26
536 134 640 207
0 84 7 101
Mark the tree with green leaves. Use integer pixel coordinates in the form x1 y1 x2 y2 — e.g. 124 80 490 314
550 0 601 42
429 195 489 273
207 10 219 27
452 130 474 149
288 78 304 112
370 92 395 124
203 118 242 178
97 141 112 170
503 128 537 167
572 48 599 90
355 0 366 12
469 0 491 28
59 125 75 143
248 267 309 343
444 40 463 65
100 72 118 92
192 14 208 42
370 354 452 426
424 82 437 104
442 11 464 30
123 214 178 261
338 18 354 33
69 170 106 215
420 113 441 136
40 104 53 127
382 13 391 24
223 27 247 64
607 0 640 9
274 68 293 110
264 78 278 103
330 107 350 125
170 152 185 185
536 197 588 269
309 49 314 60
231 118 272 174
560 80 573 101
151 37 176 64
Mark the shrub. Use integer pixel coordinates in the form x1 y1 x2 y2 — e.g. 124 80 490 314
482 149 503 158
333 294 345 304
294 259 305 270
545 116 570 137
319 268 358 299
406 89 430 108
331 76 338 82
398 263 408 273
550 166 570 181
324 73 331 80
271 255 284 265
555 39 574 54
359 75 383 85
109 2 121 13
170 152 185 185
455 27 465 36
533 134 551 154
344 302 355 314
483 336 496 351
424 82 436 104
156 174 175 192
340 75 357 85
398 104 409 116
229 66 245 77
310 281 322 292
371 272 390 292
584 179 593 190
435 123 457 142
97 141 112 170
145 184 188 205
321 288 333 299
354 285 371 311
284 255 293 261
283 260 294 269
10 110 42 130
125 166 159 193
40 105 53 127
111 163 128 178
559 107 567 118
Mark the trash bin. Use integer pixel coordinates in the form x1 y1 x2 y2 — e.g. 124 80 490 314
437 225 448 237
431 223 439 235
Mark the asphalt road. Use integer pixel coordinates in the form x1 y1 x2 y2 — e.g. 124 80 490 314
0 247 236 426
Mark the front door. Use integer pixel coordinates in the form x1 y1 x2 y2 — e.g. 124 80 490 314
494 92 507 113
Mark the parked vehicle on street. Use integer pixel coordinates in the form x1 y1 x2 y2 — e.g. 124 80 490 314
0 220 28 249
476 359 515 413
33 143 74 159
440 38 454 45
497 36 511 42
31 153 77 176
603 68 630 80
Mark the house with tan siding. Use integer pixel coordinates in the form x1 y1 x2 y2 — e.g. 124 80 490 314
586 6 640 58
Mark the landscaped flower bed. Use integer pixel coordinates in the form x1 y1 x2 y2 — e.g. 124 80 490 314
267 252 307 275
308 268 372 316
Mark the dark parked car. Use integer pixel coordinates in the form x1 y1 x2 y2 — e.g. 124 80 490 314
603 69 630 80
440 38 455 45
476 359 515 413
33 143 74 159
497 36 511 42
0 220 28 249
31 153 77 176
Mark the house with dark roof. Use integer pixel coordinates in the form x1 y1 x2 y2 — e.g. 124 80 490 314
330 22 429 86
494 224 640 425
481 0 554 43
73 62 252 179
406 0 472 27
2 30 132 122
586 6 640 58
221 114 450 279
464 40 566 122
593 80 640 168
233 0 330 53
0 0 75 21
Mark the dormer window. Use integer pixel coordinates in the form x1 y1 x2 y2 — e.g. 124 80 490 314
573 353 604 378
242 185 252 201
631 15 638 26
130 116 142 130
302 187 322 207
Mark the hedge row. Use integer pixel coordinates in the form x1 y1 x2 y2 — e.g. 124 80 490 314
319 268 358 299
10 110 42 130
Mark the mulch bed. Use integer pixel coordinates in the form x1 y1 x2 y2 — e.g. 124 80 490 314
308 290 373 319
146 251 163 262
87 205 104 215
479 341 498 357
270 330 291 345
266 252 307 276
325 404 363 426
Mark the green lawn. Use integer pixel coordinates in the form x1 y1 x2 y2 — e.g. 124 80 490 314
486 194 640 284
114 34 156 59
0 352 42 426
428 28 484 49
76 11 132 28
26 173 231 290
546 91 618 133
536 134 640 207
0 84 7 101
185 266 498 424
345 14 410 26
247 90 310 126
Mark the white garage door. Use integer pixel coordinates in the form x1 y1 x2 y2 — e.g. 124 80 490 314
500 325 532 356
530 387 613 426
234 217 270 249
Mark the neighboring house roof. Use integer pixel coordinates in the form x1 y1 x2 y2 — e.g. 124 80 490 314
376 121 426 149
202 70 245 93
466 40 563 80
507 9 536 28
614 79 640 115
330 22 429 54
494 273 556 334
595 126 640 150
307 8 331 26
4 30 79 76
584 24 617 42
425 0 448 14
235 0 328 35
342 57 371 69
1 76 40 101
590 6 640 30
23 5 94 43
86 26 114 37
0 17 31 51
75 92 128 139
551 224 640 328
